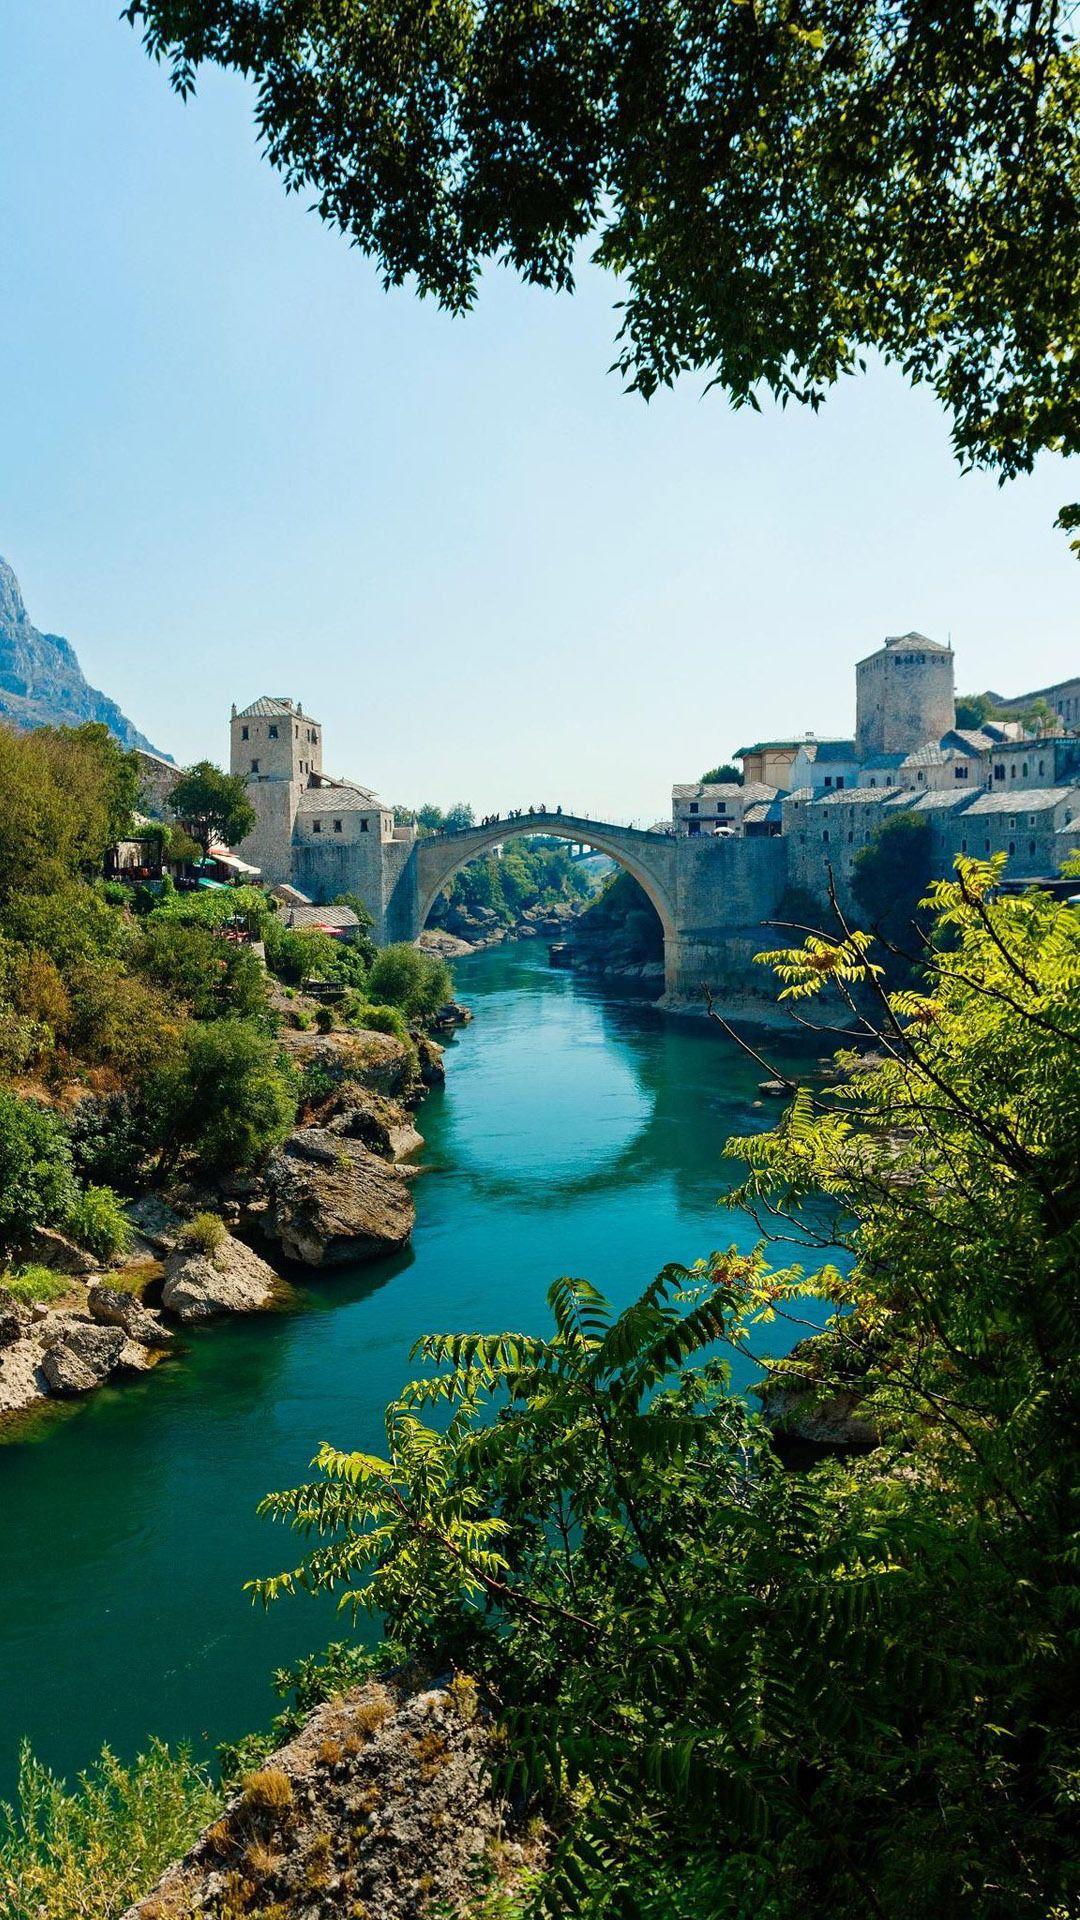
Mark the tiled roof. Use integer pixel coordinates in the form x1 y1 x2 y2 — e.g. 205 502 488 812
943 728 995 753
235 695 311 720
812 787 897 808
858 752 908 770
295 779 382 813
961 787 1075 816
283 904 360 931
901 744 953 767
735 740 806 756
882 631 950 652
672 781 777 802
783 787 815 804
891 790 971 813
742 799 784 823
801 739 857 761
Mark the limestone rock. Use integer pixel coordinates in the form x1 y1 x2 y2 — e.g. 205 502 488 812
161 1232 283 1322
87 1283 173 1348
121 1676 540 1920
280 1027 417 1098
0 1286 31 1351
124 1194 183 1254
319 1084 424 1161
41 1321 126 1393
413 1030 446 1088
0 1338 48 1417
20 1226 97 1275
264 1128 415 1267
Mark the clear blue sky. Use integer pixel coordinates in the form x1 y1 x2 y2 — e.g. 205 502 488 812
1 1 1077 821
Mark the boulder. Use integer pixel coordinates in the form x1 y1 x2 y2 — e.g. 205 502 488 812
20 1226 97 1275
161 1232 283 1323
319 1084 424 1161
432 1001 472 1030
0 1286 31 1351
280 1028 417 1099
0 1338 48 1417
41 1320 126 1394
87 1283 173 1348
124 1194 183 1254
413 1031 446 1088
264 1128 415 1267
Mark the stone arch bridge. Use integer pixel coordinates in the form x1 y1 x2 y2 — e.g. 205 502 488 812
377 811 786 999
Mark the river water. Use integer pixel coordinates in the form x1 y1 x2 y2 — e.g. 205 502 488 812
0 944 822 1799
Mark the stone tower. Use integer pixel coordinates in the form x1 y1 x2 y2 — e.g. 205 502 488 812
855 633 955 757
229 696 323 884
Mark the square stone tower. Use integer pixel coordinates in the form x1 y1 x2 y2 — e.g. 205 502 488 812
855 633 955 757
229 696 323 883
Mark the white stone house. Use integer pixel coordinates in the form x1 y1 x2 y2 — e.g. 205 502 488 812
671 782 778 837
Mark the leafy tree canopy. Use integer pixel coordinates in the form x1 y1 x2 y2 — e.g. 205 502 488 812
851 808 933 966
126 0 1080 540
701 762 743 785
167 761 257 858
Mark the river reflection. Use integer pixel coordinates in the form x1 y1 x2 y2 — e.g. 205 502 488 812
0 944 831 1797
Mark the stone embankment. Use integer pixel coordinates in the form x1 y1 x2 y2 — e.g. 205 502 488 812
0 1023 452 1430
421 898 583 956
121 1675 541 1920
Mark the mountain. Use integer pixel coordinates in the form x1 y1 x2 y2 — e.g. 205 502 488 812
0 554 169 758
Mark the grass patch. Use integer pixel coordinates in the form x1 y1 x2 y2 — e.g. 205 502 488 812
177 1212 228 1258
1 1266 73 1307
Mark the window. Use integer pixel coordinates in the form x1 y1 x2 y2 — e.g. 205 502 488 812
836 776 845 790
868 777 877 789
689 802 699 814
1010 765 1017 779
688 820 700 836
822 830 830 843
917 770 926 784
333 819 342 833
360 819 369 833
1008 841 1015 856
985 841 991 853
717 802 727 815
241 725 249 741
1029 814 1037 827
251 758 259 774
1030 840 1037 857
961 839 968 853
994 764 1005 781
1021 762 1028 777
1009 816 1017 830
824 776 832 788
954 764 967 779
1039 759 1045 775
312 820 322 833
268 724 278 740
886 777 893 788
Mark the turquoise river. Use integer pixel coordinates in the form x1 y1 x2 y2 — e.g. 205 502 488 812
0 944 824 1801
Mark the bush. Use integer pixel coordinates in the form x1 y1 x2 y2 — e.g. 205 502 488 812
366 945 451 1022
350 1003 409 1043
0 1738 219 1920
1 1265 73 1307
67 1093 148 1194
153 1019 297 1173
0 1092 77 1256
314 1005 335 1033
133 919 268 1024
64 1185 133 1264
178 1211 228 1257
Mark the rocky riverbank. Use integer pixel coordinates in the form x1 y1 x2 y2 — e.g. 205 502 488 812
0 1025 452 1432
420 897 584 956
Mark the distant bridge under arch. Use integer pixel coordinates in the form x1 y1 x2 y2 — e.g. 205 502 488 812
384 813 681 992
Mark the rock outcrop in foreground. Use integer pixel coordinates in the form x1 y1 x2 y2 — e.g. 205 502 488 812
123 1676 539 1920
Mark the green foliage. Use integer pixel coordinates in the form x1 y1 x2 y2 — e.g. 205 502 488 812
700 763 742 785
431 836 591 933
178 1210 228 1256
580 868 663 964
133 917 269 1023
0 1738 219 1920
127 2 1080 547
0 1265 73 1307
252 860 1080 1917
851 809 933 971
0 727 139 904
366 945 452 1021
166 760 256 858
0 1092 77 1255
263 919 368 992
954 692 996 728
154 1019 297 1173
314 1005 335 1034
64 1185 133 1263
350 1003 410 1044
67 1094 148 1194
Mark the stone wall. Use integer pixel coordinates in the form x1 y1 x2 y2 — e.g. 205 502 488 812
855 643 955 756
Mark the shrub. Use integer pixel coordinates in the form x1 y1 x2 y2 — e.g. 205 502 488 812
133 919 268 1023
350 1003 409 1043
67 1093 148 1194
178 1211 228 1257
64 1185 133 1263
314 1005 335 1033
0 1738 219 1920
153 1019 297 1173
365 946 451 1022
0 1092 77 1256
1 1265 73 1307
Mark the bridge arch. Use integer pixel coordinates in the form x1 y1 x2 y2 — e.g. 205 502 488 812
412 812 679 985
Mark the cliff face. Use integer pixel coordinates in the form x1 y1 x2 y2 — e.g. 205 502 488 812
0 554 167 756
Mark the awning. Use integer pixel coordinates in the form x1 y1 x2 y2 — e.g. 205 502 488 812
208 849 262 876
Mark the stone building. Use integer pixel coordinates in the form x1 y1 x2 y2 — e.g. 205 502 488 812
229 696 415 923
855 632 956 756
671 781 778 836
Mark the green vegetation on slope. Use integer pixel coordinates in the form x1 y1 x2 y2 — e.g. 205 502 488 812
428 834 594 933
253 859 1079 1918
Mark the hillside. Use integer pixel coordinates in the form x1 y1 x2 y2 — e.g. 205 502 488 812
0 554 167 756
